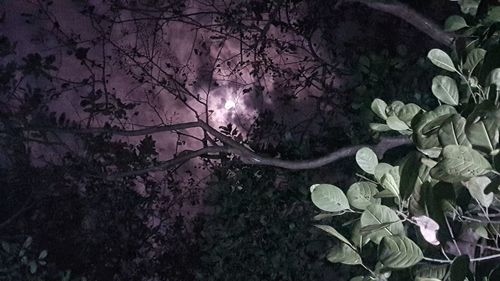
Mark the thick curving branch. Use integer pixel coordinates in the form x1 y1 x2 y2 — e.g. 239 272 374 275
342 0 455 47
33 121 412 178
238 136 411 170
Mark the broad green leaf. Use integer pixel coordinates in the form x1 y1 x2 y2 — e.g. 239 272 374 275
356 147 378 175
397 103 422 125
463 176 494 208
374 189 398 198
360 221 401 235
380 173 400 198
438 114 471 147
444 15 468 31
387 115 410 131
412 106 457 149
463 48 486 72
418 147 442 158
480 44 500 84
430 145 492 183
485 7 500 23
315 225 355 249
370 123 392 132
427 49 457 72
422 114 456 136
386 101 405 116
327 243 362 265
347 181 381 210
414 264 448 281
313 213 342 220
360 204 404 244
378 236 423 269
489 68 500 87
352 221 370 247
311 184 350 212
450 255 472 281
466 117 499 153
431 75 459 105
399 152 431 200
371 98 388 120
374 163 394 182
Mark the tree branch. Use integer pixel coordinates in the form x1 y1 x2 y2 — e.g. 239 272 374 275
106 146 234 180
33 121 202 136
238 136 411 170
33 121 412 178
342 0 455 47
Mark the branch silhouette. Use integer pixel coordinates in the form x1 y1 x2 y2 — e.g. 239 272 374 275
34 121 412 179
341 0 455 47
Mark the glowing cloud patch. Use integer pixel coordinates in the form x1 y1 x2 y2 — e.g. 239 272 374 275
224 100 236 110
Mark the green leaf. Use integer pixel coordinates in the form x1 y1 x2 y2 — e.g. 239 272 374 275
444 15 468 31
386 101 405 116
458 0 480 16
414 264 448 281
397 103 422 125
374 189 398 198
380 173 400 198
485 6 500 23
430 145 492 183
29 261 37 274
480 44 500 84
427 49 457 72
360 204 404 244
372 98 388 120
38 250 48 260
438 114 471 147
450 255 472 281
370 123 392 132
23 236 32 249
311 184 350 212
463 48 486 72
374 163 395 182
356 147 379 175
412 105 457 150
463 176 494 208
352 221 370 247
378 236 423 269
315 225 355 249
399 152 431 200
387 115 410 131
327 243 362 265
431 75 459 105
347 181 381 210
313 213 342 220
360 221 401 235
1 241 10 253
466 117 499 153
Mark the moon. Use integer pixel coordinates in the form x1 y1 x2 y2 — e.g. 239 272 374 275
224 100 236 110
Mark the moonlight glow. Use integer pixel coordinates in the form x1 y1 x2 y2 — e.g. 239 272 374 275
224 100 236 110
